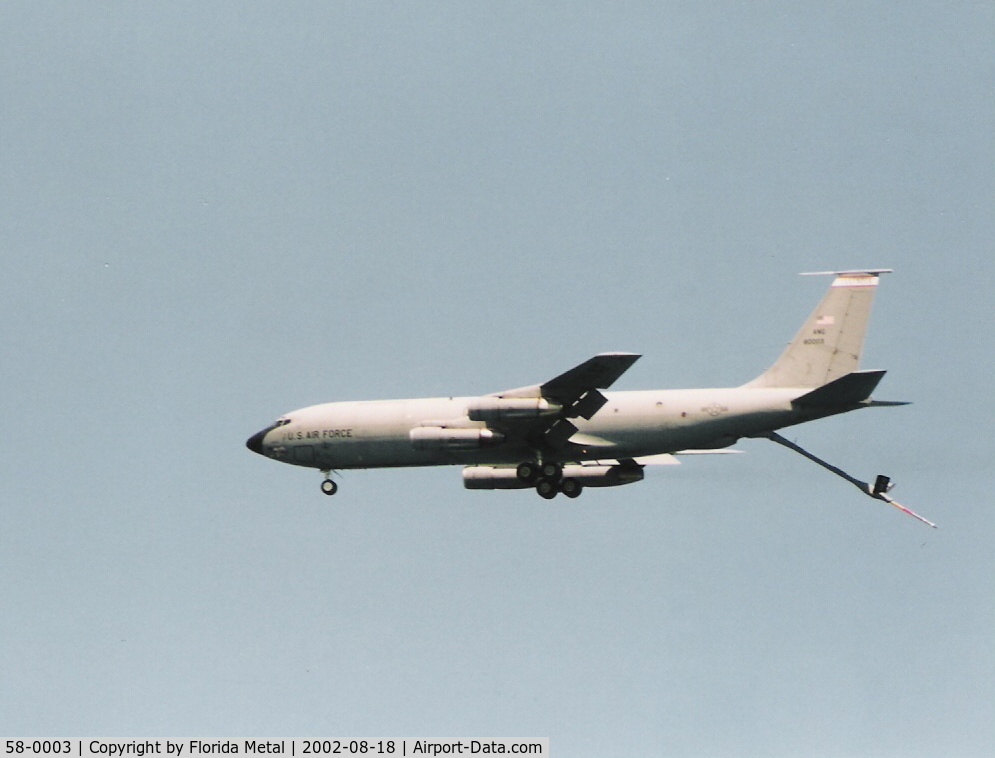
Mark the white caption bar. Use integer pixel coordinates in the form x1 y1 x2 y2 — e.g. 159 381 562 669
2 740 549 758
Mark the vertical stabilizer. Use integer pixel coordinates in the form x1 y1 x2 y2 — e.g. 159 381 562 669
745 270 891 389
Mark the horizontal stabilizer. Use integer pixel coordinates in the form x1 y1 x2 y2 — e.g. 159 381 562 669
794 370 886 408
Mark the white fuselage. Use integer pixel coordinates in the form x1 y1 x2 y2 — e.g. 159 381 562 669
251 386 825 471
246 272 905 502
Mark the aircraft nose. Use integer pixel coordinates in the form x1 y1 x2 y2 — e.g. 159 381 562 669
246 428 268 455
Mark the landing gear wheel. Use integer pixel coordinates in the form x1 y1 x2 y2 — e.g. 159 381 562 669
320 478 338 496
539 461 563 481
536 479 559 500
560 477 583 499
516 461 540 484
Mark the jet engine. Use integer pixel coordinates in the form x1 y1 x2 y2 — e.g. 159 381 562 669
463 463 644 489
466 397 561 422
410 426 505 451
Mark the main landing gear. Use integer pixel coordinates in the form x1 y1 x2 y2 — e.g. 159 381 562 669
516 460 583 500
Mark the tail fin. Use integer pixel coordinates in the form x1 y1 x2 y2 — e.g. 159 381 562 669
745 270 891 389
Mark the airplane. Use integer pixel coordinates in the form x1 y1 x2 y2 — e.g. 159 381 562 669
246 269 936 527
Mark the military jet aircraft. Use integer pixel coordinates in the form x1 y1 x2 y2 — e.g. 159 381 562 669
246 269 935 527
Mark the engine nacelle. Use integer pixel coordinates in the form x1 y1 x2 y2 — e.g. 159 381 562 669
410 426 505 451
463 464 644 489
466 396 561 422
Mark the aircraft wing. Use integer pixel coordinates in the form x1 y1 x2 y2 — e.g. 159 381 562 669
495 353 640 402
540 352 641 403
592 450 744 467
486 353 640 447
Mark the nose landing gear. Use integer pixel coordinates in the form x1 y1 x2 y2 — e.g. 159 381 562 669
320 471 338 496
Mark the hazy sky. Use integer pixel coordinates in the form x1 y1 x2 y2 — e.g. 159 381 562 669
2 3 993 756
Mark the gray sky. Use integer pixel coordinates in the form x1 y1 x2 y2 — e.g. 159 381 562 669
2 2 993 756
